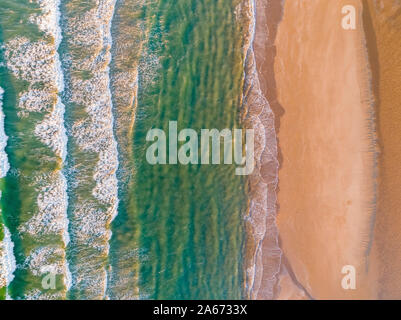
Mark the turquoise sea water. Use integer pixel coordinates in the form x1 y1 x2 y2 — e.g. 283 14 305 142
0 0 255 299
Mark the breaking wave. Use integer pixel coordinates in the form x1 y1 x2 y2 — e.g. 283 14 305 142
0 87 15 299
1 0 71 298
0 227 16 294
61 0 119 298
240 0 282 300
0 87 10 178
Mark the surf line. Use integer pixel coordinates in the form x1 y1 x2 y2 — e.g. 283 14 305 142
52 0 72 291
103 0 120 299
242 0 282 299
145 121 255 175
0 86 16 299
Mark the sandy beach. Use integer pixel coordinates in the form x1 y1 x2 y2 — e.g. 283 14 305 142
254 0 381 299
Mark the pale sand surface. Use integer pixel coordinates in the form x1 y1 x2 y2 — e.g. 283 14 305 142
272 0 378 299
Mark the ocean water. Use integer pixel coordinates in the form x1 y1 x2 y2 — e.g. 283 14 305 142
0 0 266 300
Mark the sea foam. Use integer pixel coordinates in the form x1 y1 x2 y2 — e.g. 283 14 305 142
0 227 16 292
240 0 282 299
1 0 71 298
106 0 154 298
0 87 10 178
62 0 120 298
0 87 16 295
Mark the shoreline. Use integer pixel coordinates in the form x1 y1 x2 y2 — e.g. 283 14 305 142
252 0 285 300
243 0 284 300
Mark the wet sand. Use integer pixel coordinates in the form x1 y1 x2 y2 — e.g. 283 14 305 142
247 0 284 300
364 0 401 299
264 0 378 299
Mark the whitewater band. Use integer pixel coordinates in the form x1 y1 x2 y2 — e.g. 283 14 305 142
146 121 255 175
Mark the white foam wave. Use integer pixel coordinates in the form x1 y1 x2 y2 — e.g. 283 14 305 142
21 245 70 299
30 0 63 48
19 172 69 246
63 0 119 298
67 1 119 230
0 227 16 290
0 88 16 295
1 0 72 296
0 87 10 178
241 0 282 299
35 99 68 162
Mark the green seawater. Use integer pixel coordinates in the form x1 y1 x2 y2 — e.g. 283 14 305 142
117 0 247 299
0 0 250 299
0 0 68 299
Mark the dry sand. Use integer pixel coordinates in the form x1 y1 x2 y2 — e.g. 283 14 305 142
269 0 378 299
